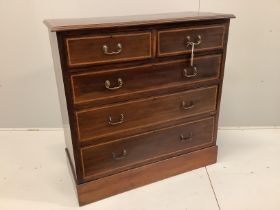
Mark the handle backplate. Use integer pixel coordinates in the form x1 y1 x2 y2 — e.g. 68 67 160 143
180 132 193 142
181 101 195 110
108 113 124 125
186 35 202 47
105 78 123 90
183 66 198 78
102 43 122 55
112 149 127 160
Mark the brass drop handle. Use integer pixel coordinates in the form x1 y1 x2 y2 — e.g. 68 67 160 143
112 149 127 160
182 101 195 110
180 132 193 142
102 43 122 55
186 35 202 47
183 66 198 78
108 113 124 125
105 78 123 90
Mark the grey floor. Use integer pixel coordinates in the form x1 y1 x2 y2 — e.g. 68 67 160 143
0 128 280 210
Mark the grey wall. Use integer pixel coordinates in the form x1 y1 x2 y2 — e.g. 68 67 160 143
0 0 279 128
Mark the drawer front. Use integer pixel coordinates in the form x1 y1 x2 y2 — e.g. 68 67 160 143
81 117 215 179
66 32 152 67
158 24 225 56
71 54 222 105
76 86 217 142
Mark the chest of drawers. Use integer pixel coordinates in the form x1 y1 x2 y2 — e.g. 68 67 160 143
44 12 234 206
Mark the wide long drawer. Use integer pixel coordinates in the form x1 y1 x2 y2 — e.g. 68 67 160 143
76 86 218 142
81 117 215 180
71 54 222 105
65 31 152 67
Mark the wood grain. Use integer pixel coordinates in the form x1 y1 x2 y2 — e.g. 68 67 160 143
81 117 215 180
76 86 218 142
44 11 235 32
66 32 152 67
48 32 78 175
45 12 234 205
158 24 225 56
76 146 218 205
71 54 222 105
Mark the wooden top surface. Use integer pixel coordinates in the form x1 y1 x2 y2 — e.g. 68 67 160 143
44 11 235 32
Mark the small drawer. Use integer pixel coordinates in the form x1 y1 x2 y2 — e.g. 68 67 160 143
76 86 217 142
81 117 215 180
158 24 226 57
71 54 222 105
65 32 152 67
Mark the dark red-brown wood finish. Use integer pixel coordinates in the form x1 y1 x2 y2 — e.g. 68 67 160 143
45 11 235 206
71 54 222 106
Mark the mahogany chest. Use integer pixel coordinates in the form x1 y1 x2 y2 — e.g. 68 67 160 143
44 12 234 205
